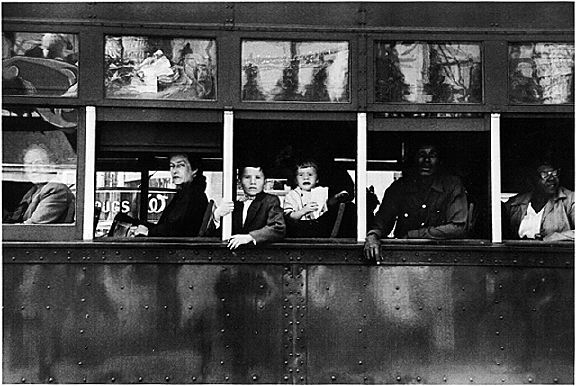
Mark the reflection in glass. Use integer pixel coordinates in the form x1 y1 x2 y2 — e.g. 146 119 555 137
509 43 574 104
2 108 77 224
375 42 482 103
2 32 78 97
241 40 349 102
104 35 217 100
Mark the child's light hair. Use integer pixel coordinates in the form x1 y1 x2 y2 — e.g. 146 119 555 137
295 159 320 174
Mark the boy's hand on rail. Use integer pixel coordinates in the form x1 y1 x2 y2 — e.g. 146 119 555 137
227 234 255 250
364 234 381 262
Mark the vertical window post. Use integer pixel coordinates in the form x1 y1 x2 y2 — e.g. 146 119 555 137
490 113 502 243
83 106 96 240
223 110 234 241
357 113 367 242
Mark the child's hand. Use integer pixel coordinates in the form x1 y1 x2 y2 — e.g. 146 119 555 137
227 234 255 250
303 202 319 213
214 201 235 218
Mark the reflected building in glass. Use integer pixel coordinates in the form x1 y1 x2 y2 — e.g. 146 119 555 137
241 40 349 102
2 32 78 97
374 41 482 103
104 35 217 100
508 42 574 104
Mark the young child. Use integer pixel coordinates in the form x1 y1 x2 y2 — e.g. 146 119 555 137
210 163 285 250
284 160 328 221
284 160 339 237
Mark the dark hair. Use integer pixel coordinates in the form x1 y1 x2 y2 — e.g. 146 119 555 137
238 164 267 179
169 153 206 189
170 153 203 172
237 155 267 178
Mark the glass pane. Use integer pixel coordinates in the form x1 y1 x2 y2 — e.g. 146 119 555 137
509 42 574 104
2 32 78 97
241 40 349 102
105 35 217 100
374 41 482 103
2 107 77 224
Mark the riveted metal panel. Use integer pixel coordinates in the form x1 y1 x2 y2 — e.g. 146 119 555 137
3 262 286 383
3 243 574 383
306 264 574 384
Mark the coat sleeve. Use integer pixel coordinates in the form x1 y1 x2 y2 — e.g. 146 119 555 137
23 184 73 224
249 196 286 244
148 193 208 237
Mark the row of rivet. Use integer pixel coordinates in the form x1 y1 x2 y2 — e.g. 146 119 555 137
15 375 560 384
6 247 574 267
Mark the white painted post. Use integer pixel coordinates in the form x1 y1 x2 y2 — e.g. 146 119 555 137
357 113 367 242
83 106 96 240
222 111 234 241
490 113 502 243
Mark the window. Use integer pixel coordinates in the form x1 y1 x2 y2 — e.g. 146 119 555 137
104 35 217 100
2 32 78 97
2 107 78 225
241 40 349 102
508 42 574 104
95 121 222 238
374 41 482 103
367 125 490 239
234 119 357 239
500 117 574 242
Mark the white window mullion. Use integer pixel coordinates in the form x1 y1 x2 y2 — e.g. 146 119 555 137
490 113 502 243
222 111 234 241
357 112 367 242
82 106 96 240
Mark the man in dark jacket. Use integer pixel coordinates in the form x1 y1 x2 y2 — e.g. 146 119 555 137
364 143 468 261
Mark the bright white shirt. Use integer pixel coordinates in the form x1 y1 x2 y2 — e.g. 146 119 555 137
518 202 544 239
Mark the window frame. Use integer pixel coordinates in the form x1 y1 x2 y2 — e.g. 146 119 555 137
2 106 87 241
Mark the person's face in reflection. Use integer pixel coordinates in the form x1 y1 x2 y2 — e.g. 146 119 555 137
169 155 195 186
240 167 265 197
23 147 52 184
416 145 440 177
535 164 560 196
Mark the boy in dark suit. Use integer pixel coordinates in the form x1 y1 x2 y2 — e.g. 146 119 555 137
210 163 285 249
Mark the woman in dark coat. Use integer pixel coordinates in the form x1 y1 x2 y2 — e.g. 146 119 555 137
135 153 208 237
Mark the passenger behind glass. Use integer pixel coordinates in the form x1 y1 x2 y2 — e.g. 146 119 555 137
284 159 350 237
130 153 208 237
364 143 469 261
209 162 285 249
4 144 75 224
503 160 574 242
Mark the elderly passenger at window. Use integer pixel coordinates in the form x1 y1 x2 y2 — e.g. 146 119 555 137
132 153 208 237
4 144 75 224
364 143 468 261
503 160 574 242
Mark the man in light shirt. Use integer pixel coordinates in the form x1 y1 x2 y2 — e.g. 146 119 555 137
503 161 574 241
